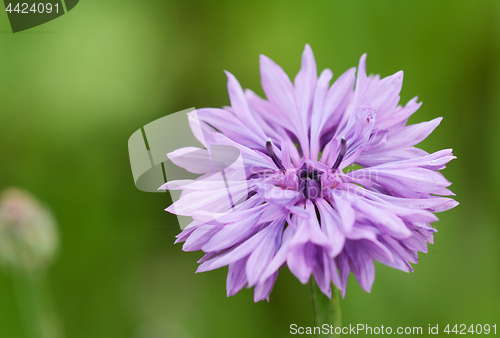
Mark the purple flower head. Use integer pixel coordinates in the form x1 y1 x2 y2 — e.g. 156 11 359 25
160 45 458 302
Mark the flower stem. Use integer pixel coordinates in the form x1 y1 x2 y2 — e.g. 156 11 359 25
12 271 64 338
310 279 341 338
12 271 43 338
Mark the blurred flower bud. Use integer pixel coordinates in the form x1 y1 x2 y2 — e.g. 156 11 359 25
0 188 59 273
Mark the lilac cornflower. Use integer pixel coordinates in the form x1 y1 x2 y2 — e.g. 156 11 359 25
160 45 457 302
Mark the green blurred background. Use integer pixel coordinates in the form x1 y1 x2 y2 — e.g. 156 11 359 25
1 1 499 337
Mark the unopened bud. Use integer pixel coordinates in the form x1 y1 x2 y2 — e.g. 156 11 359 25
0 188 59 272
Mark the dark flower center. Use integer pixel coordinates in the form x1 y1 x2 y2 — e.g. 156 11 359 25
264 138 347 200
297 163 323 200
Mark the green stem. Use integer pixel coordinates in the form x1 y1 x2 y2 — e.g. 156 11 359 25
12 271 44 338
12 270 64 338
310 279 342 338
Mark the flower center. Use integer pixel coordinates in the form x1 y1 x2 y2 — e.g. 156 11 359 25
297 163 323 200
264 138 348 200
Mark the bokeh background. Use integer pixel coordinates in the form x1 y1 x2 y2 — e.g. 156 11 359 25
1 1 499 337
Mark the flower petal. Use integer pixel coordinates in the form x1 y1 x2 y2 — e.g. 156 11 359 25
294 44 318 157
345 240 375 293
227 258 249 297
310 68 333 159
225 71 269 143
